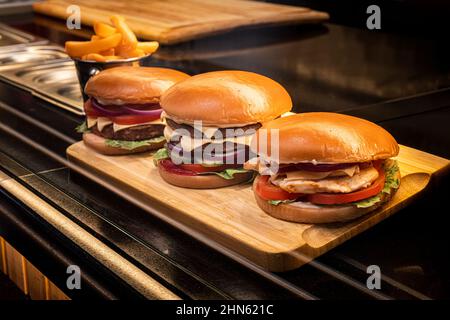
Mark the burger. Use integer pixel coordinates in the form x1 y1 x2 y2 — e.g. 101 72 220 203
154 70 293 189
246 113 400 223
78 66 190 155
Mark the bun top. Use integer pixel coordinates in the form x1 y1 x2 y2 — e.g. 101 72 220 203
85 66 190 104
252 113 399 164
160 70 292 125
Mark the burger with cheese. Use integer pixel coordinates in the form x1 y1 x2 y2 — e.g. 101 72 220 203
246 113 401 223
78 66 190 155
154 70 293 189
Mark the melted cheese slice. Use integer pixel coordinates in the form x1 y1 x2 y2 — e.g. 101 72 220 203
97 117 113 131
89 117 164 132
87 117 98 128
203 127 219 139
164 125 254 152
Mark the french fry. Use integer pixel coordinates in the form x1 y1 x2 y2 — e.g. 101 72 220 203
66 15 159 61
134 49 146 57
99 48 115 56
82 53 122 62
127 49 145 57
82 53 107 62
103 56 121 61
137 41 159 54
115 46 132 58
116 48 145 58
93 22 116 38
111 15 138 51
65 33 122 58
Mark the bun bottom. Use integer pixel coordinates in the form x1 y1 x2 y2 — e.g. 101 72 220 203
253 177 398 224
83 132 164 155
158 165 254 189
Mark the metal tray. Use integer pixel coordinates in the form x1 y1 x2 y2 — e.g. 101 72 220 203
0 23 47 49
0 1 36 16
0 59 83 115
0 45 69 70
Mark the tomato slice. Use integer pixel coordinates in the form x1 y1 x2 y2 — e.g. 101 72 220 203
159 160 197 176
159 160 239 175
372 160 383 171
254 175 303 201
84 99 101 117
179 163 239 174
307 170 386 205
111 114 161 125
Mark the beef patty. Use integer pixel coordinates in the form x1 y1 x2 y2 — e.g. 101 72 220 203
93 124 164 141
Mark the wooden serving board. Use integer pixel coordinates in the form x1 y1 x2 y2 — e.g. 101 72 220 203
33 0 329 44
67 143 450 271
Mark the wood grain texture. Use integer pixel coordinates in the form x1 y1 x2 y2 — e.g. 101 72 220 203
67 143 450 271
0 237 6 274
33 0 329 44
26 261 46 300
48 280 70 300
4 242 26 292
0 238 69 300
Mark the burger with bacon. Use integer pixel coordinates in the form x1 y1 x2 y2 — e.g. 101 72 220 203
154 70 293 189
246 113 401 223
79 66 190 155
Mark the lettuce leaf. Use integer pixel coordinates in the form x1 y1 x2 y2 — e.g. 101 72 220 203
382 162 400 194
202 168 252 180
153 147 169 162
353 195 382 208
268 199 296 206
196 168 252 180
105 136 165 150
75 121 89 133
352 161 400 208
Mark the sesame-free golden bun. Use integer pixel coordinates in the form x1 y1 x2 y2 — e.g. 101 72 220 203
252 113 399 164
84 66 190 104
160 70 292 126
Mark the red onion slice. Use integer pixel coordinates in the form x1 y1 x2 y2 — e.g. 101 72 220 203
278 162 360 173
167 142 250 165
123 106 163 117
91 99 126 116
90 99 163 117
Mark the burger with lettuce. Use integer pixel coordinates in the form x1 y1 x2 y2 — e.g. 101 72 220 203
78 66 190 155
154 70 293 189
246 113 401 223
